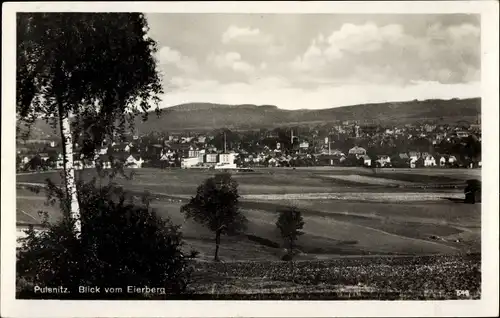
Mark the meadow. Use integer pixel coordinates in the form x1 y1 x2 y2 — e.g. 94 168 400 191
15 167 481 299
16 167 481 260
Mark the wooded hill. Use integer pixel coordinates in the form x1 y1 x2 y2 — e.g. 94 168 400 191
19 98 481 137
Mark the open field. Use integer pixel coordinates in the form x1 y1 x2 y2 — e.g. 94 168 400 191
182 254 480 300
16 167 479 194
15 167 481 299
16 167 481 260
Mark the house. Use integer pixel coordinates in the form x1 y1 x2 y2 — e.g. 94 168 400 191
255 154 265 163
83 159 96 169
181 157 201 168
360 155 372 166
218 153 236 165
166 144 190 158
37 153 49 162
439 156 447 167
97 155 112 169
197 136 207 144
318 155 337 166
399 153 409 160
409 151 420 162
331 149 344 156
268 157 278 167
456 131 470 138
197 149 206 162
448 156 457 164
207 146 218 152
299 141 309 149
376 155 391 167
424 124 436 133
55 154 64 169
126 155 144 169
424 155 437 167
181 136 194 143
348 146 367 158
188 147 202 158
205 153 218 164
73 160 83 170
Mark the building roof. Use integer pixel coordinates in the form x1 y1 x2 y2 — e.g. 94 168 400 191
98 154 111 161
348 146 366 154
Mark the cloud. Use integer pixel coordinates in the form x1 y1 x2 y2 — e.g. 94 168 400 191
327 23 405 53
291 39 328 72
157 46 198 73
290 22 480 85
207 51 256 75
222 25 273 45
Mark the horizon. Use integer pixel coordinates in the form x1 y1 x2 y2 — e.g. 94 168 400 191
161 96 482 111
146 13 481 110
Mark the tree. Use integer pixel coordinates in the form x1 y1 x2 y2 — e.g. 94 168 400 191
275 206 305 260
17 180 192 299
16 13 163 237
27 155 43 171
464 179 481 204
391 155 408 168
180 173 247 261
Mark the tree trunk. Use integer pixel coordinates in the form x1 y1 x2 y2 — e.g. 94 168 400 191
59 111 81 237
289 238 294 280
214 231 221 261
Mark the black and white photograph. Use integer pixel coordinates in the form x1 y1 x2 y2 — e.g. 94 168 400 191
1 1 499 317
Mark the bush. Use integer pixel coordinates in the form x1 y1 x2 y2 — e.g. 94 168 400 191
16 179 192 299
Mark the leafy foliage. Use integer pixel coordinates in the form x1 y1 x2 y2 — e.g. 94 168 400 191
16 12 163 156
276 206 305 258
181 173 247 260
17 180 192 299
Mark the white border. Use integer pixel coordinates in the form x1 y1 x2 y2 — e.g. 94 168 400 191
2 2 499 317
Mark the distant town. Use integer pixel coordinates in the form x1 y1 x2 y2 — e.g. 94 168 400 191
17 118 482 173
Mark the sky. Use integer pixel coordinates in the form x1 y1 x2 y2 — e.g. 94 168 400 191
145 13 481 110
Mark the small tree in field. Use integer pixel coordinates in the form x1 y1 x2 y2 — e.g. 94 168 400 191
276 206 305 260
180 173 247 261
